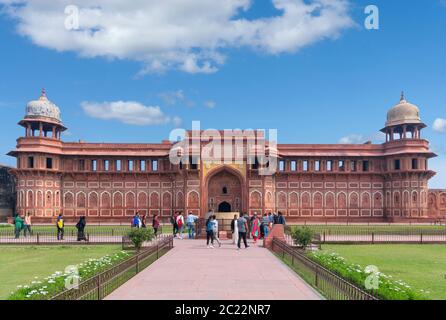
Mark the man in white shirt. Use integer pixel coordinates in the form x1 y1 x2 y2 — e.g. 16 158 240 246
212 215 222 247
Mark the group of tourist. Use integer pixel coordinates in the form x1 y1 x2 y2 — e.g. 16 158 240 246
170 211 199 239
13 212 87 241
207 211 286 250
13 212 32 239
131 212 161 236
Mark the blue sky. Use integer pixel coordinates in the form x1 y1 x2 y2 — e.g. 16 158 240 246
0 0 445 187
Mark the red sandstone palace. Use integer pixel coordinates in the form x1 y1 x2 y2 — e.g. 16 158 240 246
8 90 446 223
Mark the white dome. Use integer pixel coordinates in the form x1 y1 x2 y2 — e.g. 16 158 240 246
25 89 61 123
385 93 421 127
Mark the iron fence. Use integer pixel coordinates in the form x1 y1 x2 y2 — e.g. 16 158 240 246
272 238 378 300
287 225 446 244
51 235 173 300
0 225 172 245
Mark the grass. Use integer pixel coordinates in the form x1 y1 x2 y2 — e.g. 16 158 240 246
321 244 446 300
291 225 446 235
0 245 122 300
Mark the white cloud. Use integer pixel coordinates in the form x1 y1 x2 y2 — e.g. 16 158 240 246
338 132 385 144
81 101 180 126
204 100 216 109
0 0 354 74
433 118 446 133
159 90 186 106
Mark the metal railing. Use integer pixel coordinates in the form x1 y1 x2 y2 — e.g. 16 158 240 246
51 235 173 300
0 225 171 245
272 238 378 300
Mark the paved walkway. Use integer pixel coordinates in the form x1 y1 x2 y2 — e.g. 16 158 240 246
106 238 322 300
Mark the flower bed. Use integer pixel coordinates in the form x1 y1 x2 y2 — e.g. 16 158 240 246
308 251 428 300
8 251 131 300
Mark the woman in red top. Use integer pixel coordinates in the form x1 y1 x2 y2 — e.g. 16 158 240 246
152 213 160 236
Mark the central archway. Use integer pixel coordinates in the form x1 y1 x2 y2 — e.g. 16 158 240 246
204 166 245 215
218 201 231 212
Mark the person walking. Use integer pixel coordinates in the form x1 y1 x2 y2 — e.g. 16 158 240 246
76 216 87 241
176 212 185 239
268 212 274 227
171 212 178 237
278 211 286 225
262 213 270 238
141 213 147 228
186 212 198 239
251 213 261 244
14 214 24 239
23 212 32 237
237 213 249 250
132 213 140 228
273 212 279 225
230 214 239 245
212 215 222 247
56 213 64 241
152 213 160 237
206 216 215 248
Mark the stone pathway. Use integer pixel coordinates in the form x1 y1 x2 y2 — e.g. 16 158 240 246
106 238 322 300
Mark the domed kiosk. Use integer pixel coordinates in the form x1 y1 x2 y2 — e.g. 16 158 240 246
18 89 66 139
381 92 426 142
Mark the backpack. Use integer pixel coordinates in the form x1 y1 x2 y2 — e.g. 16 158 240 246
57 219 63 229
177 216 183 228
170 216 175 224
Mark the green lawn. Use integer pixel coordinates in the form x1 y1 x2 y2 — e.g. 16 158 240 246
0 245 122 300
321 244 446 300
291 225 446 235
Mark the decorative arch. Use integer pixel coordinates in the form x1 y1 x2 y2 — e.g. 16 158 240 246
88 191 99 208
411 191 418 207
277 192 287 208
137 192 148 208
301 192 311 209
76 192 86 208
249 190 262 208
125 191 136 208
204 165 246 213
266 191 273 207
393 191 401 207
337 192 347 209
289 192 299 209
150 192 160 209
36 190 43 207
19 190 25 207
101 191 111 208
403 190 410 208
45 190 53 208
27 190 34 207
176 191 184 208
373 192 383 208
187 190 200 208
113 191 123 208
55 191 60 207
162 191 172 209
64 191 74 208
361 192 371 208
325 192 335 209
349 192 359 209
313 192 323 209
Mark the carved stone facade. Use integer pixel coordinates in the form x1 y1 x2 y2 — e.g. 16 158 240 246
7 91 446 222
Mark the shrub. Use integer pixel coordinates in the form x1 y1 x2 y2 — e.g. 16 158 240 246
8 251 131 300
308 251 427 300
291 227 314 248
127 227 155 250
